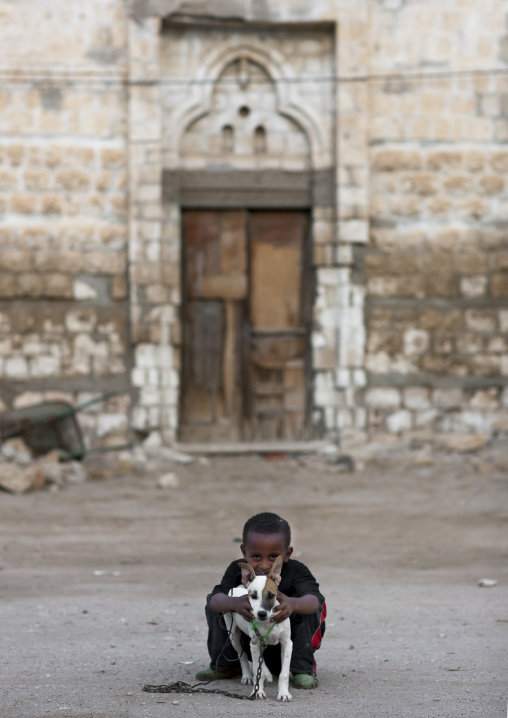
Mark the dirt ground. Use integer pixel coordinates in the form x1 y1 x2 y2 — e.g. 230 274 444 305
1 439 507 718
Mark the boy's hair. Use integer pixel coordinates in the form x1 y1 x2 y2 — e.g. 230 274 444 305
242 512 291 548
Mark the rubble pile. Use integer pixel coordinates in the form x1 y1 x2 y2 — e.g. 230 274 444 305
0 438 87 494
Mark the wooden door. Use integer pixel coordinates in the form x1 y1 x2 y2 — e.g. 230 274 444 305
180 209 311 442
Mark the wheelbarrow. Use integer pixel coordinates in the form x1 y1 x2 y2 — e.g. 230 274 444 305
0 393 132 460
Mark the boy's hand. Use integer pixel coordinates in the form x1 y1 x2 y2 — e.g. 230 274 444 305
271 592 294 623
232 595 253 621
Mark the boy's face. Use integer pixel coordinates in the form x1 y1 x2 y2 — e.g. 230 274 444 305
241 532 293 576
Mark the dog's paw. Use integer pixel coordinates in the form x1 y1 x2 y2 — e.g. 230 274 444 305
277 692 293 702
241 676 253 685
251 689 267 700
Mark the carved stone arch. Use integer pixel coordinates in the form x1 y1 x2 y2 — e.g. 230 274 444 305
169 42 326 169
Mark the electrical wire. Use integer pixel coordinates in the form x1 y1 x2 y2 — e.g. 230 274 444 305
0 66 508 88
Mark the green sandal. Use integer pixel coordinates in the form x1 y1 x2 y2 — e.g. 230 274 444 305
292 673 319 689
194 667 241 682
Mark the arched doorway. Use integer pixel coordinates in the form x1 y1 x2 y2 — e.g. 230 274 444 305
177 58 314 442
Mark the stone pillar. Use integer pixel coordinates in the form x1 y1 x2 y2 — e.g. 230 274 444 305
127 16 179 442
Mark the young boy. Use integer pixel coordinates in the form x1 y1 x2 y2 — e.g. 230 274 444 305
195 512 326 689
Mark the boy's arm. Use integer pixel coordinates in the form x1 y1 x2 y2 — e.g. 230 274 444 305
271 591 319 623
209 592 253 621
208 559 253 621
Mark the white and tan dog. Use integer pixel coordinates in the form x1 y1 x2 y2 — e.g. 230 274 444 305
224 556 293 702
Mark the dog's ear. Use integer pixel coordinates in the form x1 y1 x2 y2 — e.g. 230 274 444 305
268 556 283 586
238 562 256 586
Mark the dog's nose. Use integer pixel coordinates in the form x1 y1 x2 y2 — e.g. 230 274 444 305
257 610 267 620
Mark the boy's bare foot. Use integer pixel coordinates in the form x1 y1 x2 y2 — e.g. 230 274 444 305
195 667 241 682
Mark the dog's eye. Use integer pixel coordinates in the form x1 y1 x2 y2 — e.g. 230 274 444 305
251 592 257 599
266 592 275 600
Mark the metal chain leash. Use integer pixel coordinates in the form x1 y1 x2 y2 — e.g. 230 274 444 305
143 622 270 701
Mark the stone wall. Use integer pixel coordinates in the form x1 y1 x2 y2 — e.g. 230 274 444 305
0 0 507 450
362 1 508 442
0 0 132 448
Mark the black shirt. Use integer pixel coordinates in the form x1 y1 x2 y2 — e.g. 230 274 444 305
211 558 325 605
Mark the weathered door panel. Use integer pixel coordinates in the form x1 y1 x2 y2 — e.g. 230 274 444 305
250 212 305 330
247 211 310 441
180 210 247 442
180 209 312 443
185 210 248 300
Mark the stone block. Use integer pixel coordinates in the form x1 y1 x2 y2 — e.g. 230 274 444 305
465 309 496 333
100 148 126 168
415 409 439 428
419 253 452 274
24 170 51 191
83 252 126 275
0 274 17 298
401 173 437 195
314 347 336 371
490 151 508 171
367 330 403 355
498 310 508 332
146 284 168 303
55 169 91 191
432 388 463 409
404 387 430 410
44 274 73 298
11 194 36 214
478 175 504 194
7 146 24 166
442 434 488 453
353 369 367 387
339 219 369 244
368 275 425 298
41 195 63 214
427 150 463 169
365 387 401 410
135 343 158 369
460 276 487 298
0 170 18 190
443 175 472 194
133 262 161 284
403 329 429 356
494 253 508 271
5 356 28 378
487 335 507 352
65 310 97 333
73 280 98 300
491 274 508 298
469 389 499 411
427 197 451 215
454 253 489 274
34 251 81 273
457 334 484 356
390 197 420 217
366 253 418 275
386 410 412 434
457 198 488 220
0 250 31 272
432 229 461 252
17 273 44 297
372 149 422 171
30 355 60 377
112 275 127 299
472 354 501 376
481 229 505 251
425 272 458 298
465 151 485 171
419 309 461 331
